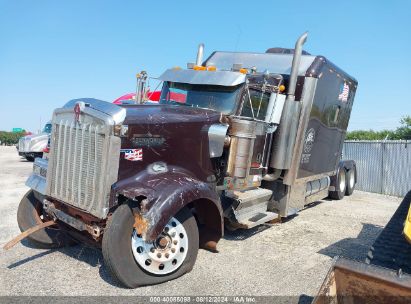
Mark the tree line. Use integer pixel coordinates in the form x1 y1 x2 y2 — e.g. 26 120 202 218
346 116 411 140
0 131 27 145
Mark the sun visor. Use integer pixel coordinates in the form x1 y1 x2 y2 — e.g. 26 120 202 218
158 69 246 87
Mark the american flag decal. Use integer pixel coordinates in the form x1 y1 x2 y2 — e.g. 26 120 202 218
121 148 143 161
338 82 350 102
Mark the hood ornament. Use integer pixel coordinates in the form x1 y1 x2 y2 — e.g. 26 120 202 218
74 102 85 124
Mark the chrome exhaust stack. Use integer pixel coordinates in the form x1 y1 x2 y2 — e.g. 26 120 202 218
287 32 308 100
269 32 308 171
195 43 205 66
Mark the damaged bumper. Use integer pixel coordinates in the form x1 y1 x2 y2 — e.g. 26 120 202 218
25 158 104 240
43 200 102 239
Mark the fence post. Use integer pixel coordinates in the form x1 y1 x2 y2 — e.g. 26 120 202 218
380 141 385 194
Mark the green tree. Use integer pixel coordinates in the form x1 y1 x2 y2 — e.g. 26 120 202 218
346 129 394 140
0 131 26 145
392 116 411 140
346 115 410 140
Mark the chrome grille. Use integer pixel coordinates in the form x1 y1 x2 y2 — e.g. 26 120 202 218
47 111 121 218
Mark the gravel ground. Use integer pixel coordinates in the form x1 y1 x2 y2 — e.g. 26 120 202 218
0 146 402 299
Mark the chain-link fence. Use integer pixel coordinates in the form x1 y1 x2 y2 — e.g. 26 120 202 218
342 140 411 197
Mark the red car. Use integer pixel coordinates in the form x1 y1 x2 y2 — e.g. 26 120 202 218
113 91 186 104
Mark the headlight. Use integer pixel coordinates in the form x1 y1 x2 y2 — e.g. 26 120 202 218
33 159 47 177
114 124 128 137
33 163 41 175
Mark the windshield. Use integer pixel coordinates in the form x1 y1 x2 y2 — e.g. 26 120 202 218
159 82 242 114
43 123 52 134
241 89 271 120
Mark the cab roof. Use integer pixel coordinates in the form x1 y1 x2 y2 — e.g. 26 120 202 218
204 51 357 85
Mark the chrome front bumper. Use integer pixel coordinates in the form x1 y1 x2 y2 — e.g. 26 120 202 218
26 158 48 195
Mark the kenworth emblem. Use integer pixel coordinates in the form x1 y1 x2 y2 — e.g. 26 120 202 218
131 134 165 147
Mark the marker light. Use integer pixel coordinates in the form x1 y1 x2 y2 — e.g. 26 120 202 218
279 85 286 92
193 65 206 71
239 68 248 74
207 66 217 71
173 66 182 70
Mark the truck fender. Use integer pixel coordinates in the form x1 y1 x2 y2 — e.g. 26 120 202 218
340 159 357 182
112 164 223 250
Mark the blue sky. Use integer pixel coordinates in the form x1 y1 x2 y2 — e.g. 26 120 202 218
0 0 410 132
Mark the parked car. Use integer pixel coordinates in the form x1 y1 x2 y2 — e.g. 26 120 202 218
17 122 51 161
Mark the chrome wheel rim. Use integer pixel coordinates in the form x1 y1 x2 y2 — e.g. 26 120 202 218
131 216 188 275
339 171 346 192
349 171 355 188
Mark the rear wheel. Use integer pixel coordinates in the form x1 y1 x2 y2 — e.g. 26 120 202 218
329 169 346 200
345 168 356 196
25 156 34 162
17 190 76 248
102 204 199 288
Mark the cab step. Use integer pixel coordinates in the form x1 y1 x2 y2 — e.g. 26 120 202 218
237 211 279 229
223 187 278 230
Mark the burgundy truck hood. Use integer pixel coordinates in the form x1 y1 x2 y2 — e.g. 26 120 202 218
117 104 222 183
121 104 222 125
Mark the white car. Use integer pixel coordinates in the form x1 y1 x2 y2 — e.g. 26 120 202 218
18 122 51 161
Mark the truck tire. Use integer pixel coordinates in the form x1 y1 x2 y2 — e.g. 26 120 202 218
102 204 199 288
345 167 356 196
25 156 35 162
17 190 76 249
329 169 346 200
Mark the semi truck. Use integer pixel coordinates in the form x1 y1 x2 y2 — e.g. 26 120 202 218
10 33 359 288
17 122 52 161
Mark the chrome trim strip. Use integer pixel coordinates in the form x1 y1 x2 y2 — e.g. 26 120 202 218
65 121 74 200
61 120 69 198
77 126 86 204
84 124 93 209
91 125 98 209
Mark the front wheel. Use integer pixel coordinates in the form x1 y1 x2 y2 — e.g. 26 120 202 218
102 204 199 288
17 190 76 248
